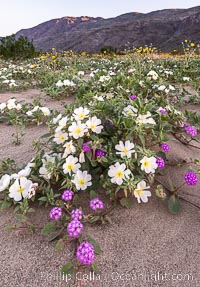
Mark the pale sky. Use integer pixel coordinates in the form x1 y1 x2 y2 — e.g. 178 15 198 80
0 0 200 36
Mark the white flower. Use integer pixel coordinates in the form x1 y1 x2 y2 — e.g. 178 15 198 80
122 105 138 117
52 114 62 124
0 103 6 111
79 151 85 163
39 154 56 179
68 121 88 139
183 77 190 82
73 107 90 121
56 80 63 87
28 182 38 199
169 85 175 91
63 79 75 87
63 155 81 175
62 140 76 158
9 177 32 201
7 99 16 110
99 75 111 82
11 167 31 179
147 70 158 80
94 95 104 101
115 140 135 158
140 156 158 174
136 112 156 125
158 85 166 91
78 71 85 76
86 116 103 134
55 116 68 132
40 107 50 116
72 170 92 190
0 174 10 192
108 162 131 185
134 180 151 203
54 131 68 144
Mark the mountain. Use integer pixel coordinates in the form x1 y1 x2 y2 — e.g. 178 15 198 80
15 6 200 53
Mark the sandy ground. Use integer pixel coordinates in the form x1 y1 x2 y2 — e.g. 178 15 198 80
0 90 200 287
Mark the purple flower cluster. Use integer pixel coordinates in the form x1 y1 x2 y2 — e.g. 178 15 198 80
184 171 198 186
129 95 137 100
82 142 91 153
104 120 114 127
76 242 95 265
71 209 83 221
90 198 104 211
67 220 83 237
49 207 62 220
159 109 167 115
156 157 165 169
160 143 170 153
184 125 197 137
62 190 74 201
95 149 106 158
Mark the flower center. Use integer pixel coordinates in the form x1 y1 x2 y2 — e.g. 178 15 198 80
67 163 74 171
59 135 65 141
143 161 150 167
78 113 85 119
75 128 81 135
17 186 25 194
135 189 143 196
78 178 86 186
123 148 129 155
116 170 123 178
90 123 96 129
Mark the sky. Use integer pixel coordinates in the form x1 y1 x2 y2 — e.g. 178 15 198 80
0 0 200 36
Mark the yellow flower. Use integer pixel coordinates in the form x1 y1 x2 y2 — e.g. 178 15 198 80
190 43 195 47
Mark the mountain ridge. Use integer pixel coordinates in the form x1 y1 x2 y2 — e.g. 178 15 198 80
13 6 200 52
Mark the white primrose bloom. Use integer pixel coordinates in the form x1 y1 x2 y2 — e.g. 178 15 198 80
9 177 33 202
63 155 81 176
9 81 18 87
78 71 85 76
147 70 158 80
99 75 111 82
183 77 190 82
28 182 38 199
55 116 68 132
39 154 56 180
0 174 11 192
68 121 88 139
2 79 9 84
134 180 151 203
122 105 138 117
11 167 31 179
52 114 62 124
72 107 90 121
86 116 103 134
115 140 135 158
94 95 104 101
108 162 131 185
158 85 166 91
15 103 22 110
56 80 63 87
169 84 175 91
136 112 156 125
40 107 51 116
54 131 68 145
140 156 158 174
72 170 92 190
62 140 76 158
0 103 6 111
7 98 17 110
63 79 76 87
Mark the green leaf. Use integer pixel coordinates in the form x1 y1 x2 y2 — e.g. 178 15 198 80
168 195 181 215
87 236 103 255
91 263 99 273
55 239 65 252
48 227 65 242
61 263 74 276
41 222 56 235
119 198 133 208
40 132 52 139
38 196 47 202
15 214 27 223
1 199 11 210
90 190 98 199
89 216 100 223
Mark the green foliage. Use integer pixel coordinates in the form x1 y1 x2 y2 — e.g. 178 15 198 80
0 34 37 59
